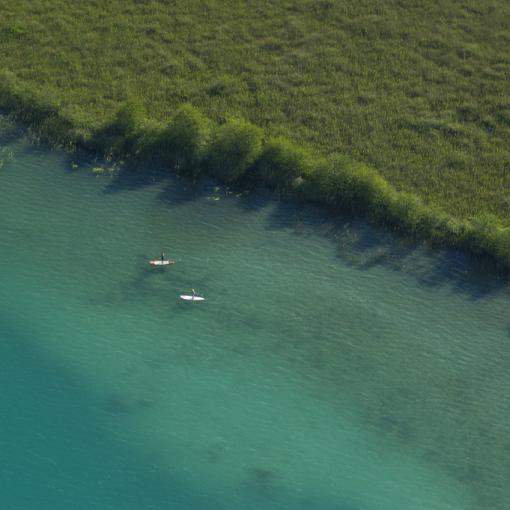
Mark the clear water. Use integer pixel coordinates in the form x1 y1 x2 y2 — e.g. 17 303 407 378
1 136 509 510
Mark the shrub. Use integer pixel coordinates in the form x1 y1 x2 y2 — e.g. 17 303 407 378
0 71 22 113
302 156 347 205
207 117 263 183
465 213 504 257
494 228 510 267
109 99 145 137
90 99 146 156
310 156 391 215
133 119 165 160
254 136 315 192
159 104 211 178
384 191 439 236
345 163 391 216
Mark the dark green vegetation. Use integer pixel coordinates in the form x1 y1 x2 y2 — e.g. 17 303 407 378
0 0 509 267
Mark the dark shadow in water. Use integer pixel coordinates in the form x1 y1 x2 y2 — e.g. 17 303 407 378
102 160 168 194
93 158 509 300
57 144 507 300
158 179 207 208
55 143 507 303
158 174 270 213
156 175 227 210
227 179 275 213
236 189 273 212
259 198 509 300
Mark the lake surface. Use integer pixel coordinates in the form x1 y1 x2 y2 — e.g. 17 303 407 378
1 134 509 510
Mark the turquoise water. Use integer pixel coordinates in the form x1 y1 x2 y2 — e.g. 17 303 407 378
1 136 509 510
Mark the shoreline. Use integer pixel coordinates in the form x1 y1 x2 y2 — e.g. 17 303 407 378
1 77 508 275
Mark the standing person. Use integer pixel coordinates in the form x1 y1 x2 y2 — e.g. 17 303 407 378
192 288 196 300
161 251 165 263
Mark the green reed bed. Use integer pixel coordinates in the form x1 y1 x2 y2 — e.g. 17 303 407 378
1 74 508 270
0 0 509 268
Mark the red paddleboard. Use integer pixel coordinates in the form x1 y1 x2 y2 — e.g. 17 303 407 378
149 260 175 266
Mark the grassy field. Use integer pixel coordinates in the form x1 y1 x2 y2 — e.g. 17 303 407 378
1 0 510 226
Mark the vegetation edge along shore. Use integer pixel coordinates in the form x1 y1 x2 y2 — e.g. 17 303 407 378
1 73 509 273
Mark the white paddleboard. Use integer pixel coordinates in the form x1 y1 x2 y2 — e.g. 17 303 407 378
149 260 175 266
180 295 205 301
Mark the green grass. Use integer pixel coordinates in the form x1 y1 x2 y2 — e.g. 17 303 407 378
1 1 509 227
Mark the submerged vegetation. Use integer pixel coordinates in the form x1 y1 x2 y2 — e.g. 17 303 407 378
0 0 509 269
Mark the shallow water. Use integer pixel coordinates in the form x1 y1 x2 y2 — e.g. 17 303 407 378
1 136 509 510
